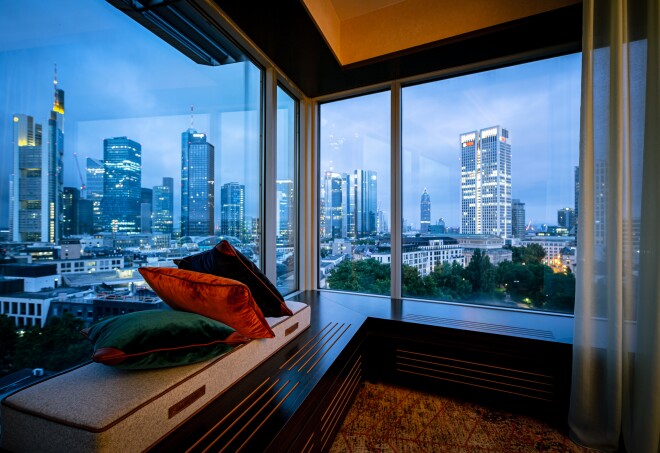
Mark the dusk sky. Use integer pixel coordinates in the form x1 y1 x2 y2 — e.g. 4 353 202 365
1 0 579 233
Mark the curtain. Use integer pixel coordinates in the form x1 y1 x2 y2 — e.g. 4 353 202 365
569 0 660 452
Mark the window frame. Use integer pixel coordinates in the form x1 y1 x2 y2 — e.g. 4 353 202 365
311 49 580 318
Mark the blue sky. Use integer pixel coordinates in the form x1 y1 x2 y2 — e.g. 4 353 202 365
0 0 580 232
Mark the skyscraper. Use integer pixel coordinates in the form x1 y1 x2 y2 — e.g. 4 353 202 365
220 182 245 239
140 188 153 234
276 179 294 241
181 129 214 236
460 126 511 238
48 67 65 242
11 114 45 242
557 207 575 232
61 187 79 237
100 137 142 233
420 188 431 233
86 157 104 233
152 177 174 235
320 171 350 239
512 199 526 239
353 169 377 237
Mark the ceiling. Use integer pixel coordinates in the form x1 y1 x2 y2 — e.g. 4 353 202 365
212 0 582 97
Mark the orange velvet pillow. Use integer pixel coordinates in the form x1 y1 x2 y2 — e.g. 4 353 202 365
138 267 274 339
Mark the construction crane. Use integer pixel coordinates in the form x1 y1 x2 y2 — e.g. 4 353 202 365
73 150 87 197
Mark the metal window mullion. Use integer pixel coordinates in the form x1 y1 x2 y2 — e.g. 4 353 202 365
391 82 402 299
263 67 278 283
300 98 318 290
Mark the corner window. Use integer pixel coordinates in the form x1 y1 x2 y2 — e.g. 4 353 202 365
401 54 581 313
318 91 391 295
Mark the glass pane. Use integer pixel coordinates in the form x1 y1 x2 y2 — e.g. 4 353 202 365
318 92 391 295
276 86 297 295
401 54 581 313
0 0 262 375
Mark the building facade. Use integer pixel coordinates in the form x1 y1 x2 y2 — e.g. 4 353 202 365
460 126 511 238
420 188 431 233
152 177 174 235
181 129 214 236
512 198 526 239
220 182 245 239
86 157 104 233
100 137 142 233
48 75 65 242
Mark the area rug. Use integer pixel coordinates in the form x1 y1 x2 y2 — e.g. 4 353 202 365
330 381 592 452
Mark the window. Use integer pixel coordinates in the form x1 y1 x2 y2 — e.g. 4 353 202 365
0 0 275 375
318 91 391 295
401 54 581 313
276 86 298 295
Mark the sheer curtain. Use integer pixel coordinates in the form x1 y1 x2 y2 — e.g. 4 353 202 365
569 0 660 451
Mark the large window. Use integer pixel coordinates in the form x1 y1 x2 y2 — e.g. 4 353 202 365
0 0 265 374
276 86 298 294
318 91 391 295
400 54 581 313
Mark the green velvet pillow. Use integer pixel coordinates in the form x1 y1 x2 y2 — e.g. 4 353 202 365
81 309 249 370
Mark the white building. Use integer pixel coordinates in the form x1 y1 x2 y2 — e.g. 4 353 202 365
373 238 464 276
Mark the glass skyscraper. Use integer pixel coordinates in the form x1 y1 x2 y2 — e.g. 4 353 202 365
512 198 526 239
152 177 174 235
11 114 45 242
353 169 378 237
86 157 104 233
100 137 142 233
420 188 431 233
181 129 214 236
460 126 511 238
48 71 65 242
220 182 245 239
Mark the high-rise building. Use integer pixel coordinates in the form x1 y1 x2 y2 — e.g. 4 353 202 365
320 171 350 239
140 188 153 233
48 68 65 242
512 199 526 239
100 137 142 233
353 169 377 237
86 158 104 233
152 177 174 235
460 126 511 238
77 198 94 235
62 187 80 237
276 180 294 241
557 207 575 232
574 165 579 237
181 129 214 236
220 182 245 239
11 114 46 242
420 188 431 233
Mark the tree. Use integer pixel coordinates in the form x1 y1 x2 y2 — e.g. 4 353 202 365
428 262 472 301
0 314 18 376
465 249 496 296
13 314 92 372
543 268 576 312
402 264 435 297
327 259 390 295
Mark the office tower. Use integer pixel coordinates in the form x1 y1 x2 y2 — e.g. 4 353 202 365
100 137 142 233
181 129 214 236
276 180 294 241
320 171 350 239
140 188 153 233
460 126 511 238
77 198 94 235
11 114 46 242
512 199 526 239
48 68 65 242
420 188 431 233
62 187 80 237
152 177 174 235
86 158 104 233
557 207 575 232
429 218 446 234
353 169 377 237
220 182 245 239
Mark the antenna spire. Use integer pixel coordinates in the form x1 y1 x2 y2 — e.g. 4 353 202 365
190 105 194 129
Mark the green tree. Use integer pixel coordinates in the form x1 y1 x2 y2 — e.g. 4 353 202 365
327 258 390 295
543 268 576 312
428 262 472 300
0 314 18 376
465 249 496 296
402 264 435 297
14 314 92 372
510 244 546 265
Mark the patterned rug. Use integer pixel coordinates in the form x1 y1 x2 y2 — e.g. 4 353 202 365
330 381 592 452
